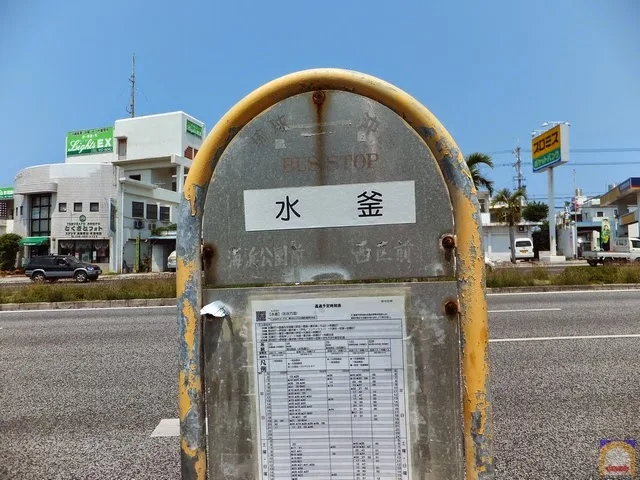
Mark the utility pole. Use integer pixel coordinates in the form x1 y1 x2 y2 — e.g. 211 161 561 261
126 53 135 118
513 143 524 191
573 169 577 224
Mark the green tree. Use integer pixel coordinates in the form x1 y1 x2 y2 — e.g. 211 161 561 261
492 188 527 263
0 233 22 271
522 201 549 223
466 152 495 196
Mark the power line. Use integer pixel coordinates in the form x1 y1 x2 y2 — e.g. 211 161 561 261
493 160 640 168
487 147 640 156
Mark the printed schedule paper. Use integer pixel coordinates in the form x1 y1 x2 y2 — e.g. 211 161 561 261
252 296 410 480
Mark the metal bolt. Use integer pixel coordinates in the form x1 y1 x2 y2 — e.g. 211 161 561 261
312 91 326 105
441 235 455 249
444 300 459 316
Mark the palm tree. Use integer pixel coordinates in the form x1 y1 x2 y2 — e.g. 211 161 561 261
492 187 527 263
466 152 495 196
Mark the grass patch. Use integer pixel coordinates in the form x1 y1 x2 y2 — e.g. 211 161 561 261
0 278 176 304
486 266 537 288
2 264 640 305
488 264 640 288
555 265 640 285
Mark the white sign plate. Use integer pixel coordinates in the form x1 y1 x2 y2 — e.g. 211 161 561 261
244 181 416 231
252 296 410 480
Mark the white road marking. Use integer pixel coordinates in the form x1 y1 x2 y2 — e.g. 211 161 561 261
490 333 640 343
151 418 180 437
151 418 208 437
0 305 174 315
489 308 561 313
488 289 640 296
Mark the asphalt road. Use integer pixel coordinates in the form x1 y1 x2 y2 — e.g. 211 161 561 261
1 289 639 479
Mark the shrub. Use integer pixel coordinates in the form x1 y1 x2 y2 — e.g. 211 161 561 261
487 267 536 288
0 233 22 271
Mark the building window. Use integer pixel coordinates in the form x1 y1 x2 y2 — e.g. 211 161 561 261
0 201 7 219
30 194 51 236
479 199 487 213
59 240 110 264
597 211 604 217
159 206 171 222
74 202 83 212
132 201 144 218
59 202 67 212
146 204 158 220
129 174 141 181
15 207 18 217
90 202 100 212
118 138 127 159
20 206 23 216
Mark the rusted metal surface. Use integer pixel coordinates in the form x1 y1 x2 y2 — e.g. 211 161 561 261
177 186 207 479
178 68 494 479
444 299 459 316
441 234 456 249
418 123 495 480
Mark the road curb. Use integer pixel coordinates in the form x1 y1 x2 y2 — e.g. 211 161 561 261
487 283 640 294
0 298 177 312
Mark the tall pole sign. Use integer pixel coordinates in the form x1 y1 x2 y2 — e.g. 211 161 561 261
531 122 570 260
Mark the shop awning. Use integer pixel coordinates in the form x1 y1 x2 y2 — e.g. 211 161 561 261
19 236 50 246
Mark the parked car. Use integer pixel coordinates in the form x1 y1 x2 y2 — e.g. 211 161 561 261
25 255 102 283
514 238 534 261
167 250 177 272
485 256 496 272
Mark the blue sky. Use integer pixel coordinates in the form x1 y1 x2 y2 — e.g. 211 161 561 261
1 0 638 206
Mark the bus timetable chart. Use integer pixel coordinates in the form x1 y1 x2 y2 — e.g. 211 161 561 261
252 296 410 480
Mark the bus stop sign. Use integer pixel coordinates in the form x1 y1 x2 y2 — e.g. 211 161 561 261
177 69 494 480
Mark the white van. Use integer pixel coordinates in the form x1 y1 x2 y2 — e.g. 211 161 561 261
514 238 534 260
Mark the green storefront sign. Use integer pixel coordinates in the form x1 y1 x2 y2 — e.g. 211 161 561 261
186 119 203 138
66 126 114 156
0 186 13 200
532 148 561 171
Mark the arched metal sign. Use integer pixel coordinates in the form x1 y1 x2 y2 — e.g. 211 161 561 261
177 69 494 480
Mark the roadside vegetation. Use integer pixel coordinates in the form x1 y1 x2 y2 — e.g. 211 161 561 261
2 265 640 304
487 264 640 288
0 278 176 304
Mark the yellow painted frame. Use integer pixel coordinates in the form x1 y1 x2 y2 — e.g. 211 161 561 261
177 68 494 479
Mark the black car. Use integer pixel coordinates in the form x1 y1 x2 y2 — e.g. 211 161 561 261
25 255 102 283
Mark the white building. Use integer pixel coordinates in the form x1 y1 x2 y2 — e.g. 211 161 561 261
13 164 118 269
477 191 539 262
12 111 205 272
